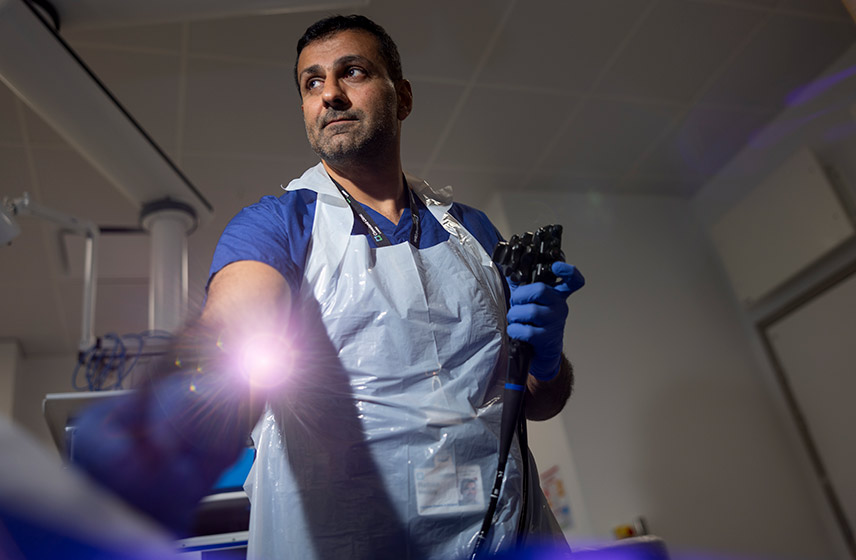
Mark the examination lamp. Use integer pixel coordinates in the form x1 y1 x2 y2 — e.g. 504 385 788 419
1 192 99 351
0 202 21 246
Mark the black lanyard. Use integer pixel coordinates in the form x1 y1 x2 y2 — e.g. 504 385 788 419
330 175 421 247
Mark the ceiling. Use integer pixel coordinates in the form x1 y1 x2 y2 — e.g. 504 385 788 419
1 0 855 357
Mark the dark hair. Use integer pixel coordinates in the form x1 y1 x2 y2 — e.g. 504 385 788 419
294 14 403 92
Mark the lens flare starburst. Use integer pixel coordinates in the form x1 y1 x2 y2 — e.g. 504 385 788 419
237 332 295 389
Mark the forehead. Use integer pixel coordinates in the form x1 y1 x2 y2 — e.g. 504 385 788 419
297 29 384 73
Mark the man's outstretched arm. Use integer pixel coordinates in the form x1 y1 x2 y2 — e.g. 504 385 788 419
72 261 291 534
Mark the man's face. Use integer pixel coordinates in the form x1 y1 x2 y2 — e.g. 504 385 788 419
462 481 477 502
296 30 410 164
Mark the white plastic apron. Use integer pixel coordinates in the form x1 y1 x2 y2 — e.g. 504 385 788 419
245 164 560 559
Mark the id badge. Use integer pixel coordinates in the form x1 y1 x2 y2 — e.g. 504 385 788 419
415 451 485 515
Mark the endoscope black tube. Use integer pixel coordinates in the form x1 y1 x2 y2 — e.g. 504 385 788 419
475 224 563 559
470 339 532 560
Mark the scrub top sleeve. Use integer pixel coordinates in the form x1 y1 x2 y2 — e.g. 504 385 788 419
449 202 511 307
449 203 504 255
208 193 312 296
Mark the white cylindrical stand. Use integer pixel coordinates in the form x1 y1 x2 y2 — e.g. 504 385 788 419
141 201 196 335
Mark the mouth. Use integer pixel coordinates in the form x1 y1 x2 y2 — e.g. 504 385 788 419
323 117 357 128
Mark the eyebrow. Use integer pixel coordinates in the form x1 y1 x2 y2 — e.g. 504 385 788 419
299 64 323 82
336 54 372 69
298 55 374 82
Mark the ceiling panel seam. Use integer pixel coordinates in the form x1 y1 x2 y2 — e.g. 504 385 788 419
21 144 75 152
474 81 587 97
418 0 516 179
690 0 853 22
519 0 663 191
174 23 190 165
12 97 73 351
772 9 854 24
695 99 781 113
181 150 304 162
60 41 178 57
620 1 781 189
187 52 292 68
405 75 469 87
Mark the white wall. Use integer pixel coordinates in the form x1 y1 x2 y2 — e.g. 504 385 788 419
693 44 856 230
0 339 21 418
688 42 856 560
488 191 837 560
13 353 78 452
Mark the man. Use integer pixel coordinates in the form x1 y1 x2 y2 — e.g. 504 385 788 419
75 14 584 560
460 478 479 506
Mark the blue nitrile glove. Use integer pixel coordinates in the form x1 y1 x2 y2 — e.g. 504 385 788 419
506 262 585 381
72 373 250 535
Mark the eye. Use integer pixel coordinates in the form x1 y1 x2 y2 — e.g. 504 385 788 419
345 66 366 79
305 77 322 91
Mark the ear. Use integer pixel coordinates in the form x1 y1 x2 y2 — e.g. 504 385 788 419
396 79 413 121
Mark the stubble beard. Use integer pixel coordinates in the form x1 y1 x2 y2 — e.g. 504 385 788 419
306 96 398 165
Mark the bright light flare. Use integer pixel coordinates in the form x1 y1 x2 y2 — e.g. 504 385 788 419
237 332 295 389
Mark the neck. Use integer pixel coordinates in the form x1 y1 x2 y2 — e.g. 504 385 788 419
322 156 407 223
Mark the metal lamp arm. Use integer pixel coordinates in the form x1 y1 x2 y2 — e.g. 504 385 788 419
5 193 99 351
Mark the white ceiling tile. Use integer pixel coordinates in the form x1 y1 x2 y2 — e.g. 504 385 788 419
189 12 321 68
183 57 313 158
30 147 139 226
74 46 183 158
526 171 619 195
433 86 576 169
637 106 776 181
727 0 778 8
401 80 465 168
13 46 181 154
363 0 511 81
619 174 703 197
0 146 31 195
20 104 67 147
595 0 764 102
478 0 652 92
190 3 508 83
542 98 679 176
702 13 856 108
63 22 183 52
780 0 852 18
182 153 313 215
0 85 22 145
634 125 708 182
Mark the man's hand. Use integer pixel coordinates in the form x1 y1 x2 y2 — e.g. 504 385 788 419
506 262 585 380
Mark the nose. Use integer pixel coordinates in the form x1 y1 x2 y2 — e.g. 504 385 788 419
322 79 350 110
